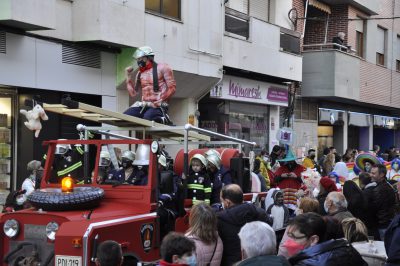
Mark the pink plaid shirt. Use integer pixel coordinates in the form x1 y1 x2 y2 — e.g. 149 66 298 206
127 63 176 107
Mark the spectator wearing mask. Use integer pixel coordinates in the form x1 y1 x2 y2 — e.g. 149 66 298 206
370 164 397 241
275 150 305 211
288 213 367 266
303 149 317 169
316 177 338 215
206 151 232 205
266 190 289 231
324 192 354 223
159 232 196 266
185 203 223 266
387 158 400 181
255 150 270 189
95 240 123 266
270 145 282 168
237 221 290 266
217 184 268 266
279 197 319 258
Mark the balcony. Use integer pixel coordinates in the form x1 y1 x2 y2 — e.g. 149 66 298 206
0 0 55 30
72 0 144 47
301 46 360 100
319 0 378 15
224 14 302 82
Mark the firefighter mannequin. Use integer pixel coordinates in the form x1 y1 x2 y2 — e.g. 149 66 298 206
112 151 137 183
22 160 43 196
49 140 84 183
124 46 176 124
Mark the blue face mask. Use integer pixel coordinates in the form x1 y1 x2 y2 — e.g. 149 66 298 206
185 254 197 266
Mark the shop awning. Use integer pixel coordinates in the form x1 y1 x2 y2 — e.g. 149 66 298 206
309 0 331 14
349 112 371 127
374 115 398 129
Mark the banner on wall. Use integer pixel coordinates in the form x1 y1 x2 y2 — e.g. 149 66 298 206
210 75 288 106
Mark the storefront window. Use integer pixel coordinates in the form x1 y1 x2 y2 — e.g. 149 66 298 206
0 89 15 210
199 97 269 151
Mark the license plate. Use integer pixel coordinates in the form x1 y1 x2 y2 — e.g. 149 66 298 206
55 256 82 266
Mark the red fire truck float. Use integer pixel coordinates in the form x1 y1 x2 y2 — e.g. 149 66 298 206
0 100 262 266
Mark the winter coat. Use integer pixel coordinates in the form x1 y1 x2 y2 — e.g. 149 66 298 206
384 214 400 266
289 239 367 266
208 166 232 205
328 208 354 223
186 235 223 266
237 255 290 266
217 203 268 266
371 180 396 228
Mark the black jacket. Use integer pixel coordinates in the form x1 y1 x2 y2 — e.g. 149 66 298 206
361 183 379 233
385 214 400 266
372 180 396 228
217 203 268 266
289 239 367 266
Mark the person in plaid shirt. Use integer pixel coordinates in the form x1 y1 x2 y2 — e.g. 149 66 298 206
124 46 176 124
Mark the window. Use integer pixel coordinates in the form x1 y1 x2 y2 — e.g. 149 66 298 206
354 17 365 58
376 26 387 66
225 7 250 39
145 0 180 20
396 60 400 72
396 36 400 71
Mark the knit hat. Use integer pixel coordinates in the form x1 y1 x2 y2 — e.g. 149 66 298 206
319 177 337 192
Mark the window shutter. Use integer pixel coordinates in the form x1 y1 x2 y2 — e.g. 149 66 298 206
227 0 248 14
376 26 385 54
249 0 269 21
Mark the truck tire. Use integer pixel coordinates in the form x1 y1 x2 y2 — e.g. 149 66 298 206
27 187 105 211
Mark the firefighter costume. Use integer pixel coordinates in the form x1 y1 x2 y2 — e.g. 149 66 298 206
187 154 211 205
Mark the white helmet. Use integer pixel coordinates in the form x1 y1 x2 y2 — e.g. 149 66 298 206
133 145 150 165
191 154 208 167
158 155 167 167
204 149 221 159
132 46 155 59
122 150 136 162
207 154 221 170
55 139 71 155
99 151 111 166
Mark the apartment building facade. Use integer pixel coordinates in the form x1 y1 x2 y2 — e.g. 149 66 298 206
0 0 301 190
293 0 400 155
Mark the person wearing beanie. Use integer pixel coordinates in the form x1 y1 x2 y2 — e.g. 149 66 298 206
316 177 337 215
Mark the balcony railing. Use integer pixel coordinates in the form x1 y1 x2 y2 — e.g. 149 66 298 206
280 28 301 55
303 43 357 55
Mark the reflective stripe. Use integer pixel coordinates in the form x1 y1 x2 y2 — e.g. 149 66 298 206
204 188 212 193
57 161 83 176
43 154 47 160
188 184 204 190
205 199 210 204
76 146 84 155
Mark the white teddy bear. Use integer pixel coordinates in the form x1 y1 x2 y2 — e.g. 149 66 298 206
20 104 49 138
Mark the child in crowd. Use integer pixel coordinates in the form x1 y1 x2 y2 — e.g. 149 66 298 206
266 190 289 231
186 154 211 205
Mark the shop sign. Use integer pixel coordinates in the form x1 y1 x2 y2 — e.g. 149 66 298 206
210 75 288 106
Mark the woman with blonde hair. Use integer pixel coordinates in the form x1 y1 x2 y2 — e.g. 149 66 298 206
186 203 223 266
342 218 368 243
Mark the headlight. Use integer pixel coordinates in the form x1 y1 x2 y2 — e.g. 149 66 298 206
3 219 19 238
46 222 59 241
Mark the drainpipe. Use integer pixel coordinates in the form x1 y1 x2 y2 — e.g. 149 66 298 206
302 0 309 39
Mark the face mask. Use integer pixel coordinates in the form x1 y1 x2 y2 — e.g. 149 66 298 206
16 195 26 206
263 156 269 163
324 201 329 213
184 254 196 266
365 166 371 172
121 159 132 169
283 238 307 257
312 188 320 198
137 60 146 68
394 163 399 170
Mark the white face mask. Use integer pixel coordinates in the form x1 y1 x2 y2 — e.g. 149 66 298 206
183 254 196 266
16 195 26 206
324 201 329 213
312 188 320 198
